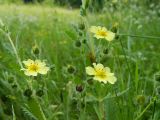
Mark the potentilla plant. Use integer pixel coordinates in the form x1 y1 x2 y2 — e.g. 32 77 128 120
0 19 49 120
70 6 119 118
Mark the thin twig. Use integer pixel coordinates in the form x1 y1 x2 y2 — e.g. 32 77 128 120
118 34 160 39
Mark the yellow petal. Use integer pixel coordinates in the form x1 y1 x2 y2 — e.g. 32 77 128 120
107 76 117 84
104 67 110 72
90 26 98 33
101 27 107 31
86 66 96 75
23 59 34 66
93 76 108 84
94 34 105 39
105 31 115 41
38 67 50 74
93 63 104 70
35 60 46 67
24 70 38 76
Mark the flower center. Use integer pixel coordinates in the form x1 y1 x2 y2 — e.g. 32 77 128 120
95 69 106 78
28 64 39 72
97 30 107 37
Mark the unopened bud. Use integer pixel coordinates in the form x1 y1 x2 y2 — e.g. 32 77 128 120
75 40 81 47
82 39 86 44
111 22 119 33
8 76 15 83
76 85 83 92
88 52 96 63
12 84 18 89
155 73 160 82
87 79 93 85
103 48 109 54
67 65 76 74
80 7 86 16
36 89 44 97
32 45 40 55
79 31 83 36
78 22 85 30
136 95 146 105
24 89 32 98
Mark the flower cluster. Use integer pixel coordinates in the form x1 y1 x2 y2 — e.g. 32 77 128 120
85 25 117 84
21 25 116 85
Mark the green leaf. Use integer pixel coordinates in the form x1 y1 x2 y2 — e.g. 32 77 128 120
27 97 47 120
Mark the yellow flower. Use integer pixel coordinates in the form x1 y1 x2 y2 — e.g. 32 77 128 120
86 63 117 84
22 59 49 76
90 26 115 41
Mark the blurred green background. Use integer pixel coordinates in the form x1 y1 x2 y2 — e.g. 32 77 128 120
0 0 160 120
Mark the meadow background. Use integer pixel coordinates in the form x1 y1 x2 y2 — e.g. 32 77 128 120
0 0 160 120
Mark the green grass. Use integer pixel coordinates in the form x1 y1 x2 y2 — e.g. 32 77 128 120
0 2 160 120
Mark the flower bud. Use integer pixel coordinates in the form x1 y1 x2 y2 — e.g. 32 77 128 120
103 48 109 54
136 95 146 105
88 52 96 63
115 34 119 40
0 19 8 33
87 79 93 85
32 45 40 55
8 76 15 83
80 6 86 16
36 89 44 97
75 40 81 47
79 31 83 36
82 39 86 44
1 95 9 103
67 65 76 74
76 85 83 92
111 22 119 33
24 89 32 98
155 73 160 82
78 22 85 30
12 84 18 89
4 107 12 116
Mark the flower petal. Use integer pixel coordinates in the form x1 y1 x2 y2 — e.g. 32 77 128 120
104 67 110 72
101 27 107 31
94 34 105 39
38 67 50 75
23 59 34 66
86 66 96 75
90 26 98 33
107 76 117 84
94 63 104 70
24 70 38 76
105 31 115 41
93 76 108 84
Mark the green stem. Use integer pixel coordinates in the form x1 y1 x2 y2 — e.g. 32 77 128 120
99 100 105 120
119 38 132 81
135 101 153 120
6 33 23 69
82 16 96 61
118 34 160 39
